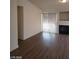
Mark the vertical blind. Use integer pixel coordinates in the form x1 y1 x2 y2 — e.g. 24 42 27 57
42 13 58 33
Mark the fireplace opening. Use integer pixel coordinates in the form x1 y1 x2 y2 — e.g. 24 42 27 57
59 25 69 35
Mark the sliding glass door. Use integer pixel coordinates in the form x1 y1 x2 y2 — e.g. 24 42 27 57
42 13 58 33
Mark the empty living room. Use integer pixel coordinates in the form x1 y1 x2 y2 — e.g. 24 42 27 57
10 0 69 59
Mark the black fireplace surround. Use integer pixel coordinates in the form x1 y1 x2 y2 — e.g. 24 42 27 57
59 25 69 35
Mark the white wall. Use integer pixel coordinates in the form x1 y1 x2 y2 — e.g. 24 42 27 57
17 0 42 40
10 0 18 51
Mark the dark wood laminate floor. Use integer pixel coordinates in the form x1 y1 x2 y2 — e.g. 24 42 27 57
10 32 69 59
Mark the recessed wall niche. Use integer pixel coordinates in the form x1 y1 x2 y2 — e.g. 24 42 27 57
59 11 69 21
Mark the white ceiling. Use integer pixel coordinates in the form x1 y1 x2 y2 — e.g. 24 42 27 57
29 0 69 12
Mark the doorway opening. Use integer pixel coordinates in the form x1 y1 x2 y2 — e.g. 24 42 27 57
17 6 24 45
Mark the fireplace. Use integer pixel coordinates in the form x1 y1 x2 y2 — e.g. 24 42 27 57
59 25 69 35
